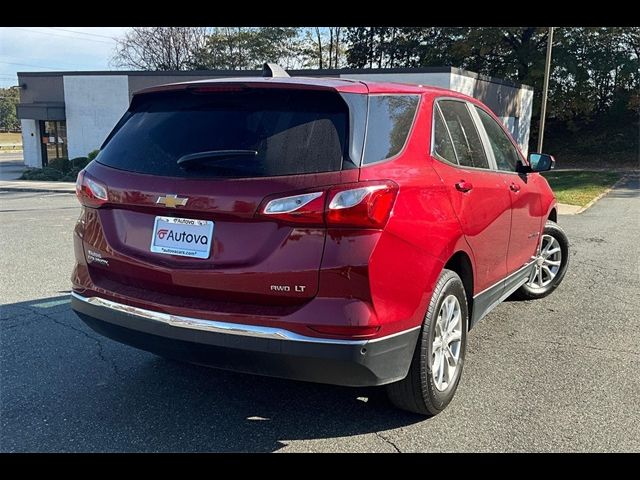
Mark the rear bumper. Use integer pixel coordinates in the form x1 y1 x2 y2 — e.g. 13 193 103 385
71 292 419 387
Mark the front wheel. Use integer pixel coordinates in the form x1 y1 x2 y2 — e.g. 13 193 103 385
514 220 569 300
386 269 469 416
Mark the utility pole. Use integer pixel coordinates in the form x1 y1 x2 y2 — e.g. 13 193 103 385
537 26 554 153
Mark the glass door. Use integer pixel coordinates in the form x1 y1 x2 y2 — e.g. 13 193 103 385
39 120 68 166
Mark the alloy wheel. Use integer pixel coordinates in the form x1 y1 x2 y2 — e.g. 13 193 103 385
527 234 562 289
432 295 462 391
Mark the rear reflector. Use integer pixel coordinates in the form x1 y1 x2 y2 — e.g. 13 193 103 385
308 325 381 338
75 170 108 208
257 180 398 229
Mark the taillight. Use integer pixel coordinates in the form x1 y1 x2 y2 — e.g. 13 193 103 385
75 170 108 208
257 180 398 229
260 191 326 225
326 181 398 228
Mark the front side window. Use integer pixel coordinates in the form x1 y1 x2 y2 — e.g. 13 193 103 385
362 95 419 165
438 100 489 169
475 107 521 172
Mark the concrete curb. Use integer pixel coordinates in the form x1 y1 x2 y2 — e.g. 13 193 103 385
557 175 630 215
0 180 75 194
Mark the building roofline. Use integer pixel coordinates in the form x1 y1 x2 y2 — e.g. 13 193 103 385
17 66 532 91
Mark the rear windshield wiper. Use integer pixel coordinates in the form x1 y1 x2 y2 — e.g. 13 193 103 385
177 149 258 167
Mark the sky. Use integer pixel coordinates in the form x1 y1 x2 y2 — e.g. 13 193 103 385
0 27 129 88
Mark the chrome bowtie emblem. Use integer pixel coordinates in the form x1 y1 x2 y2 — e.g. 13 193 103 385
156 194 188 208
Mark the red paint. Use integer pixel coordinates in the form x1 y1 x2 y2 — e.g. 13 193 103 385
72 78 556 341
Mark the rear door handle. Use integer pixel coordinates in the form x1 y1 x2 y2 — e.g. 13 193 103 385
455 181 473 193
509 183 521 192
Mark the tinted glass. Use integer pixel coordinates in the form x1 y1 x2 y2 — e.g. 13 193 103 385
97 89 348 178
363 95 419 165
432 106 457 164
475 107 521 172
438 100 489 169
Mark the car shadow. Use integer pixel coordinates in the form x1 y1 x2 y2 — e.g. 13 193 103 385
1 295 426 452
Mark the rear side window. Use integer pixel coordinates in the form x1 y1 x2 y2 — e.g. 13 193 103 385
97 89 349 178
438 100 489 169
475 106 521 172
432 106 458 164
362 95 419 165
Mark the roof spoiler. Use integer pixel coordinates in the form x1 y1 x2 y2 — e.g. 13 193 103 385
262 63 290 78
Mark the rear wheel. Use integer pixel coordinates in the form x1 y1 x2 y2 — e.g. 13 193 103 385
513 220 569 300
386 269 468 416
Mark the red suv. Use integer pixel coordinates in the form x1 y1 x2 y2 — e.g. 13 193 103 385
71 73 569 415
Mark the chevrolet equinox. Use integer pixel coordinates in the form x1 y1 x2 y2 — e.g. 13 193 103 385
71 71 569 415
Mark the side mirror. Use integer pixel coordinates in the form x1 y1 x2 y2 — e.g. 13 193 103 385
527 152 555 172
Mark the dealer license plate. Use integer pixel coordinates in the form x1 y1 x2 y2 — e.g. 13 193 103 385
150 216 214 259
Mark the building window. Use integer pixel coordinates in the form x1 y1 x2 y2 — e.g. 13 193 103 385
40 120 68 166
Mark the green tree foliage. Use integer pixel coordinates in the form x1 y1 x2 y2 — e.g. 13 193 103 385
344 26 639 124
0 87 20 131
552 27 640 119
190 27 303 70
112 26 638 157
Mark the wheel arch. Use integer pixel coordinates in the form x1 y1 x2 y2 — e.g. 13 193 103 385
548 207 557 223
443 251 474 325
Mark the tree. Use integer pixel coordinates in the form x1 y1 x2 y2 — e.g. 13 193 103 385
112 27 209 70
0 87 20 131
190 27 303 70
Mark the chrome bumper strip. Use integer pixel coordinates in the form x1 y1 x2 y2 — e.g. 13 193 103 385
71 292 419 346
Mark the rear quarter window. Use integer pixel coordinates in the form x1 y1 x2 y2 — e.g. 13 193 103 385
362 95 419 165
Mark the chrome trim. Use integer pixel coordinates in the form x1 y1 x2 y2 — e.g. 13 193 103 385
71 292 420 346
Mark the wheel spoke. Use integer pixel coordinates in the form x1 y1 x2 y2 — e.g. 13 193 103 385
545 247 561 256
542 265 555 280
446 345 458 366
447 330 462 344
432 337 443 351
433 349 442 373
537 266 544 286
440 352 448 385
446 307 459 333
435 313 444 337
544 259 561 266
446 297 455 324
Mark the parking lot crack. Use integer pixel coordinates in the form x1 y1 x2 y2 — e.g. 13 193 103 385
374 431 402 453
25 308 125 378
512 337 640 357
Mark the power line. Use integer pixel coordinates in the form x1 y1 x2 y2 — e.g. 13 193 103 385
0 60 65 70
46 27 118 40
1 54 99 70
11 27 114 45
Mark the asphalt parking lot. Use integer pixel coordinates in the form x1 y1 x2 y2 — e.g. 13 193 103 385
1 176 638 452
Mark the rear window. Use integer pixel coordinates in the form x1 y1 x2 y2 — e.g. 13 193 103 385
362 95 419 165
97 89 349 178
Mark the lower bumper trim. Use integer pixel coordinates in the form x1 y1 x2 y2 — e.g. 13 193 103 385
71 293 420 387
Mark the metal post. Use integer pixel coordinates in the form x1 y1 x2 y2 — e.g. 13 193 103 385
537 26 554 153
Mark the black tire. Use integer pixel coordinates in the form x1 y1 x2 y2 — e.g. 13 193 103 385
386 269 469 416
513 220 569 300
